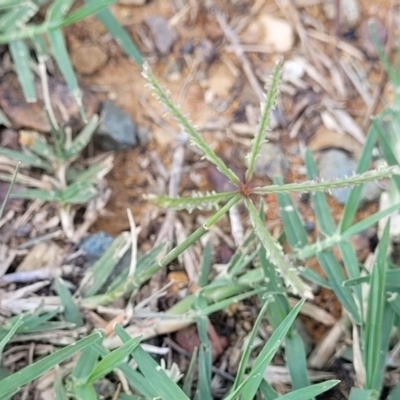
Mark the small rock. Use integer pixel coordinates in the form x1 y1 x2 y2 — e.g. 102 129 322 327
254 143 289 180
93 378 116 399
17 241 61 272
359 18 387 58
323 0 360 29
145 15 177 55
242 15 295 53
15 223 32 238
317 149 382 204
95 101 138 151
79 232 114 261
196 39 218 65
71 44 108 75
0 74 98 132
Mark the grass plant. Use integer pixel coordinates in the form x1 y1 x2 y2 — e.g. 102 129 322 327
0 52 400 399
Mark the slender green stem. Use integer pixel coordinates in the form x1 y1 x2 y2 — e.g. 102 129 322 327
0 162 20 220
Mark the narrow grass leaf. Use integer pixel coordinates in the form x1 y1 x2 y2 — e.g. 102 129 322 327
365 222 389 390
86 336 141 384
0 162 19 220
349 387 379 400
59 181 97 204
339 126 377 232
54 368 68 400
0 332 102 397
0 3 37 32
388 292 400 317
0 317 22 358
300 268 331 289
80 232 131 297
19 131 56 162
278 380 340 400
317 251 361 324
48 29 85 120
46 0 74 22
65 115 99 160
304 149 336 235
12 188 58 202
143 64 240 186
54 277 83 327
198 242 212 287
71 153 114 184
225 299 305 400
59 0 116 27
183 348 198 397
73 383 97 400
9 40 36 102
232 297 271 392
115 325 190 400
259 379 279 399
274 177 308 249
72 346 99 383
86 1 142 65
196 307 212 400
0 147 51 171
153 191 237 212
246 61 281 181
90 342 158 398
285 331 310 390
246 198 313 298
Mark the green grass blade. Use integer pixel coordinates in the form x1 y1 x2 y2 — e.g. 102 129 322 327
225 299 305 400
304 149 336 235
65 115 99 160
196 305 212 400
54 277 83 327
85 336 142 384
12 188 58 202
339 126 377 232
198 242 212 287
85 0 142 65
349 387 379 400
115 325 190 400
365 222 389 390
0 317 22 359
245 61 281 181
285 331 310 390
0 3 37 32
73 383 97 400
60 0 117 27
317 251 361 324
90 342 158 398
54 368 68 400
245 198 312 298
19 131 56 162
72 346 99 383
80 232 131 297
300 268 331 289
0 332 102 397
278 380 340 400
143 64 240 186
274 177 308 249
259 379 279 399
232 297 271 392
48 28 85 120
182 348 198 397
46 0 74 23
59 181 97 204
0 147 52 171
9 40 36 101
0 162 19 221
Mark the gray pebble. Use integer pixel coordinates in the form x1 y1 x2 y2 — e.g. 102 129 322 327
317 149 381 205
254 142 289 180
95 101 138 151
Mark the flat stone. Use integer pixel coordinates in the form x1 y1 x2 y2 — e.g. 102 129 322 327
71 44 108 75
79 232 114 261
95 101 138 151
